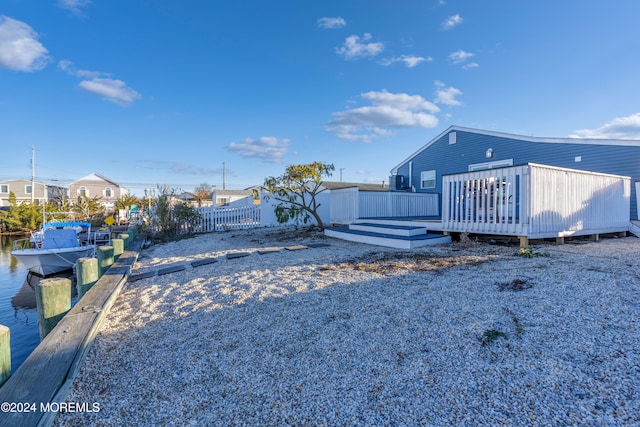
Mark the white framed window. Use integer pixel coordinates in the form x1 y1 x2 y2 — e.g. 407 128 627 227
25 185 32 194
420 170 436 189
448 132 456 144
79 187 88 197
0 184 8 193
468 159 514 171
104 187 113 198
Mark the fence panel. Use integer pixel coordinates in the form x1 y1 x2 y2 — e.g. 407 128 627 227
195 205 261 232
330 187 359 224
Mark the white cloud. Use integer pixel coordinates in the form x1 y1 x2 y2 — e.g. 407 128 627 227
60 60 141 106
463 62 479 69
58 59 107 78
570 113 640 140
0 16 49 72
434 82 463 106
442 14 463 30
228 137 290 163
326 90 440 142
57 0 91 14
448 49 474 64
336 33 383 60
317 17 346 29
78 78 141 106
363 90 440 113
380 55 431 68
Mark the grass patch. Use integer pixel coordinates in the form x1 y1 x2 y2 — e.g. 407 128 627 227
517 247 550 258
320 251 493 276
480 329 508 346
496 278 533 292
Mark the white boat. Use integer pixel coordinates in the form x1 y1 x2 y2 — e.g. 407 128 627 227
12 222 97 276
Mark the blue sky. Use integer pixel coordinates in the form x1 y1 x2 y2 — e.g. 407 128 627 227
1 1 639 197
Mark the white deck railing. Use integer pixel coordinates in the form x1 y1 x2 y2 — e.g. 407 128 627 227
359 191 439 218
442 163 630 238
329 188 439 224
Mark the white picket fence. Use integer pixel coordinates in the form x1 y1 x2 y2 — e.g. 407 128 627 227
194 205 261 232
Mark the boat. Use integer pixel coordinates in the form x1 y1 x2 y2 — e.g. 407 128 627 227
29 221 111 247
11 221 97 276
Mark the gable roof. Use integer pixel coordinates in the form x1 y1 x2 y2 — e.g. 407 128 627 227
391 125 640 174
71 173 122 187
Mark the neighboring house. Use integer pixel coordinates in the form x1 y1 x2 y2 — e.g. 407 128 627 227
213 189 255 207
321 181 389 192
68 173 129 211
391 126 640 220
178 192 214 208
0 179 49 207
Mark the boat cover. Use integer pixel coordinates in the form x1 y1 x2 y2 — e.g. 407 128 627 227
41 229 79 249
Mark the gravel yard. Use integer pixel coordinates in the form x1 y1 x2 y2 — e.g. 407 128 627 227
55 228 640 426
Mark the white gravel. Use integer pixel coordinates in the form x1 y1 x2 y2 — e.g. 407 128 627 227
55 227 640 426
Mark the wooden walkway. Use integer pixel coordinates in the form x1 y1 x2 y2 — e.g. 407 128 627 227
0 238 143 427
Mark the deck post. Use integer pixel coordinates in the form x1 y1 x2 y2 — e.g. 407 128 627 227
556 237 565 245
35 278 71 340
97 246 115 276
590 234 600 241
112 238 124 261
518 236 528 248
77 257 99 299
119 233 130 248
0 325 10 386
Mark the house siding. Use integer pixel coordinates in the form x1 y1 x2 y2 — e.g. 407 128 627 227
393 129 640 220
0 179 48 206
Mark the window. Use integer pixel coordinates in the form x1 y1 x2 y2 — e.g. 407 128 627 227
104 187 112 197
0 184 8 193
420 170 436 189
79 187 87 197
25 185 32 194
468 159 514 172
448 132 456 145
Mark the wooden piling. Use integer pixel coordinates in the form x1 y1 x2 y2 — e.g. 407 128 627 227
97 246 115 276
77 257 99 300
0 325 10 386
35 278 71 340
112 238 124 261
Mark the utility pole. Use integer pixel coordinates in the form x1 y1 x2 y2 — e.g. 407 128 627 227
31 146 35 204
222 161 226 190
339 168 344 182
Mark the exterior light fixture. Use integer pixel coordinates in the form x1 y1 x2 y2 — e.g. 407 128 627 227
486 148 494 158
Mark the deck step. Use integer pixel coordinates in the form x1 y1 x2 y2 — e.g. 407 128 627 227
349 222 427 237
325 226 451 249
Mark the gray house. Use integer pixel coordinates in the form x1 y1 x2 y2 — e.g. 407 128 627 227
0 179 49 207
69 173 129 212
391 126 640 221
326 126 639 248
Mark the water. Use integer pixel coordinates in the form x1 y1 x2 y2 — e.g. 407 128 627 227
0 235 74 373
